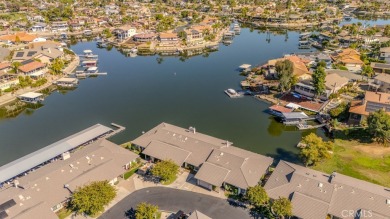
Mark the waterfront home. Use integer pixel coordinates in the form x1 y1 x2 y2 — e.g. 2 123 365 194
264 160 390 219
294 73 349 100
379 47 390 63
133 33 156 43
295 52 332 68
331 48 363 72
158 32 179 47
0 32 37 44
0 62 10 74
266 55 312 81
371 62 390 74
114 26 137 40
268 105 294 117
348 91 390 124
12 47 64 64
18 61 47 78
0 135 138 218
50 21 69 32
185 29 204 46
131 123 273 194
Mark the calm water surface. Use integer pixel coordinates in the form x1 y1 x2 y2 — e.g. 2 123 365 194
0 28 326 166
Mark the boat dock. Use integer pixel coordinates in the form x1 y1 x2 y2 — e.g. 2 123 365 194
296 123 326 130
105 123 126 138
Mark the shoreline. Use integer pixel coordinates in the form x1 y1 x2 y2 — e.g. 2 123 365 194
0 55 80 107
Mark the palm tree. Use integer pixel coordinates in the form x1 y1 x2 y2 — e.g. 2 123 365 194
11 62 22 74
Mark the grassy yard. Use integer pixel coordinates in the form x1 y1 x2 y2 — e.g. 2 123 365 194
56 208 73 219
312 139 390 187
161 175 177 185
124 163 142 180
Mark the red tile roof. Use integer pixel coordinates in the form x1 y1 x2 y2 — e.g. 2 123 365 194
18 61 45 73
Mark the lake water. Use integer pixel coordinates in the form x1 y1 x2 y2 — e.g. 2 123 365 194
0 28 327 166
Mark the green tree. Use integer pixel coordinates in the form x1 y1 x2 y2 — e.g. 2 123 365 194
102 28 112 38
150 159 179 184
312 66 326 97
135 202 159 219
367 109 390 145
50 58 64 75
15 36 21 44
70 181 116 216
11 62 22 74
271 197 292 218
362 65 374 78
384 25 390 37
275 60 294 92
299 133 333 166
246 185 269 207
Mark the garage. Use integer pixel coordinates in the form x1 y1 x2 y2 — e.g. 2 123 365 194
197 179 212 190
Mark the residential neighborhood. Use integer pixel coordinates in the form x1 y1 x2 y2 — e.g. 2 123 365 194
0 0 390 219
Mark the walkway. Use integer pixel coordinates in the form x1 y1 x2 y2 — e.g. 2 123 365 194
98 187 250 219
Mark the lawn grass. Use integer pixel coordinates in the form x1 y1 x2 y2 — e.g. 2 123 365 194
312 139 390 187
124 163 142 180
56 208 73 219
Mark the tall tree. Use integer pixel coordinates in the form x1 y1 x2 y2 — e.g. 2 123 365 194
299 133 333 166
135 202 159 219
271 197 292 219
362 65 374 78
367 109 390 145
70 181 116 216
275 60 294 92
312 66 326 97
246 185 269 207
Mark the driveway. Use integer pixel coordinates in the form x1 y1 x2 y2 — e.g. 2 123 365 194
99 187 251 219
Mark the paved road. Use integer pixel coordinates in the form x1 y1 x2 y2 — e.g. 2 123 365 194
99 187 251 219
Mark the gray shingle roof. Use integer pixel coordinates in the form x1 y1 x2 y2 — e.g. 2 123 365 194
187 210 212 219
264 161 390 219
195 162 230 186
142 140 191 166
0 124 112 184
134 123 273 189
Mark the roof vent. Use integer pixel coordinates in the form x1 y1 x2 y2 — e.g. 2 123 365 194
386 199 390 205
370 197 374 200
351 190 355 194
297 184 302 188
220 152 224 156
318 183 323 188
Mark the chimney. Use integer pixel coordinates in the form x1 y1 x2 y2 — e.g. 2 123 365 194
47 48 51 54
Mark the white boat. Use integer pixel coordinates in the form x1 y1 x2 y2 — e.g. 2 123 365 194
80 49 98 60
224 88 243 98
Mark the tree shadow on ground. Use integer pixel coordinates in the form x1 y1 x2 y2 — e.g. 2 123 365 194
125 207 136 219
332 128 373 144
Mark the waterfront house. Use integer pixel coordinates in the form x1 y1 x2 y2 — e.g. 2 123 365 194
294 73 349 100
266 55 312 81
185 29 204 46
264 160 390 219
158 32 179 47
132 123 273 194
115 26 137 41
18 61 47 78
12 47 64 64
0 137 138 218
348 91 390 124
331 48 363 72
371 62 390 74
379 47 390 63
133 33 156 43
18 92 44 103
